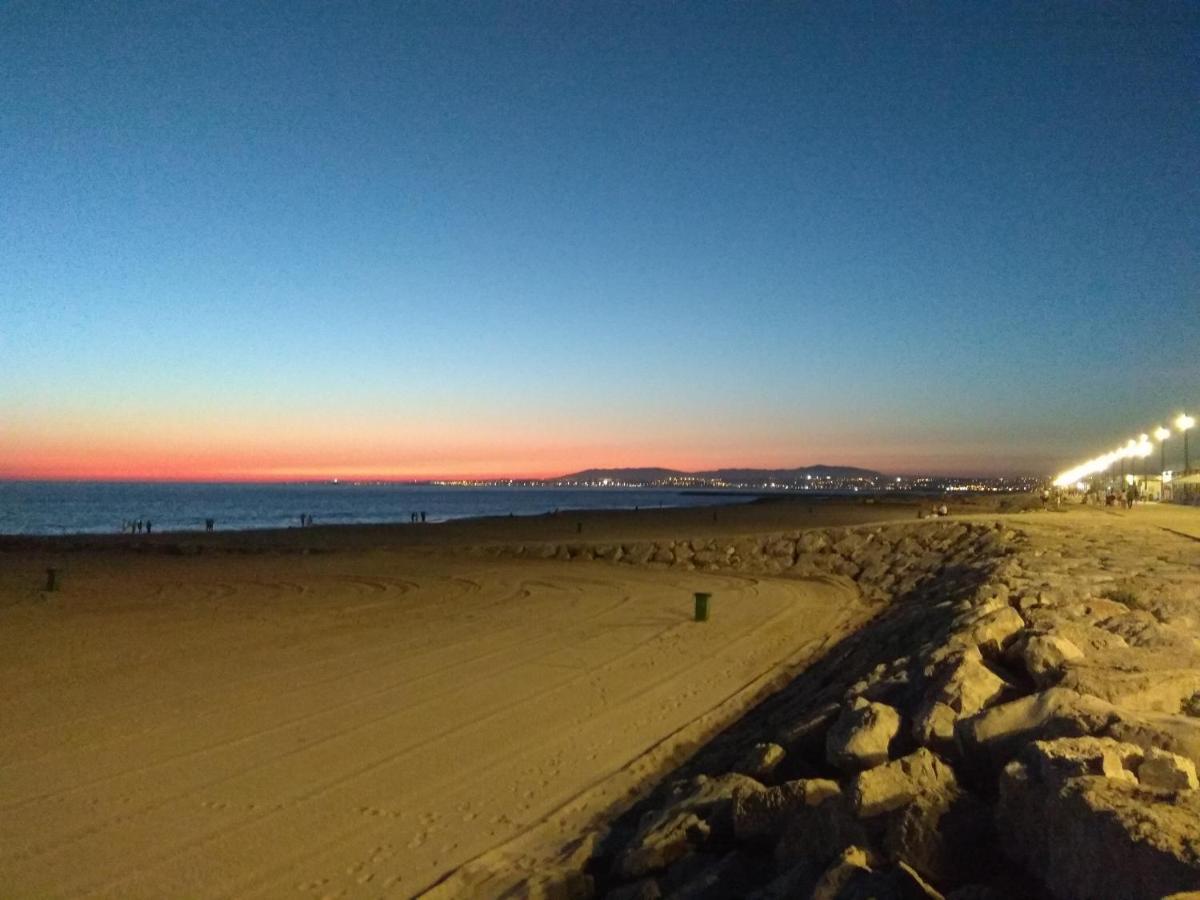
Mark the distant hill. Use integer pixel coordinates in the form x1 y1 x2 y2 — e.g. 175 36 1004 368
551 464 884 484
550 467 687 483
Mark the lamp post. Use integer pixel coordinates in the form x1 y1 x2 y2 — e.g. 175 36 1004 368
1178 414 1196 474
1155 426 1170 501
1137 436 1153 495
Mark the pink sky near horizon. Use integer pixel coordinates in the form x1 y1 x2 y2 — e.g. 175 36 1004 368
0 424 1052 482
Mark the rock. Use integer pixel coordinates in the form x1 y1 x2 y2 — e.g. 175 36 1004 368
765 538 796 560
1106 710 1200 769
849 748 958 817
912 700 958 752
1022 633 1085 687
614 774 764 878
956 687 1118 760
826 698 902 771
810 846 875 900
998 760 1200 900
774 795 871 871
1019 736 1143 783
734 742 786 781
732 778 841 841
1023 608 1129 652
958 606 1025 656
614 813 709 880
1137 748 1200 791
1059 667 1200 714
650 547 675 565
811 852 946 900
927 648 1010 717
797 530 828 553
883 789 988 886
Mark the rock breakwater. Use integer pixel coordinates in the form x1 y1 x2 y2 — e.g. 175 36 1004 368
482 515 1200 899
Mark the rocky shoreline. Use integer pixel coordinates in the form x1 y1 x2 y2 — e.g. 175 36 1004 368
479 514 1200 899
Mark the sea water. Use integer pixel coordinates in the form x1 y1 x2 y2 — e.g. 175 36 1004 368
0 481 759 536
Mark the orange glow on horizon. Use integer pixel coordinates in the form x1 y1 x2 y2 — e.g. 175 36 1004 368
1 414 1049 480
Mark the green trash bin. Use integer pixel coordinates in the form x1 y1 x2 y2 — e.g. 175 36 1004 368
694 591 711 622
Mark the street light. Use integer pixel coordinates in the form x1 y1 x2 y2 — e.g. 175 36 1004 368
1177 414 1196 473
1136 435 1152 490
1155 426 1170 498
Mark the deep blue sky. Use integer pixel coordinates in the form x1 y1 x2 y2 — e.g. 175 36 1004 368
2 2 1197 478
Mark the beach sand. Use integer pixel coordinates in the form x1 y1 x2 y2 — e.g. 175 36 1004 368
0 498 942 898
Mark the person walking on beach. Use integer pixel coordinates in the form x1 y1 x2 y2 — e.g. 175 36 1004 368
146 521 152 534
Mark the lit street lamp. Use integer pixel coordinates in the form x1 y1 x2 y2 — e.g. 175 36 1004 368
1178 414 1196 473
1155 426 1170 498
1136 435 1152 490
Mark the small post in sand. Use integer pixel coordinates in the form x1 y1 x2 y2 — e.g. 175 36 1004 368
45 567 59 592
693 591 711 622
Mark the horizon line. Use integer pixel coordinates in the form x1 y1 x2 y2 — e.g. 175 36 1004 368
0 469 1043 484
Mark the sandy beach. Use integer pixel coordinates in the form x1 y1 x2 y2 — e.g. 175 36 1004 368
0 498 920 898
10 495 1193 899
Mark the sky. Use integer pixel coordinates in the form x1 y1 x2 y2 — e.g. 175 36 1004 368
2 1 1197 480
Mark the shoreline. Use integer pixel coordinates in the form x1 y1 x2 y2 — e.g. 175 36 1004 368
0 487 1036 542
0 491 1039 549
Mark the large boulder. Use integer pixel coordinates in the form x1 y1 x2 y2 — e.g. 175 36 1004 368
1106 710 1200 769
912 700 959 753
849 748 959 817
810 850 946 900
1058 667 1200 714
774 796 872 872
765 538 797 561
1137 748 1200 791
1021 633 1085 688
882 789 990 886
732 778 841 841
925 648 1010 717
956 688 1118 761
614 774 764 878
809 846 874 900
796 530 829 553
734 742 786 782
614 812 709 880
998 761 1200 899
826 698 902 771
1018 736 1143 784
957 606 1025 656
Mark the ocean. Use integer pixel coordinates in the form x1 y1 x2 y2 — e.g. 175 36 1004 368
0 481 760 536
